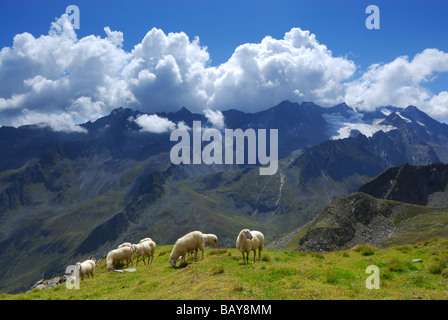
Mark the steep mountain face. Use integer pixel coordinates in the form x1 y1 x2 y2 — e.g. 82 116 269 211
0 101 447 293
268 162 448 252
384 106 448 157
359 162 448 207
292 134 384 183
267 192 448 252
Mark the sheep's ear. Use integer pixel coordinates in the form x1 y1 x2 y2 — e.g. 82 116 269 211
242 232 247 241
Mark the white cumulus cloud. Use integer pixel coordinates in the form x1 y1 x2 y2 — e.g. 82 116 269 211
344 48 448 116
203 108 225 128
132 114 176 133
11 109 87 133
202 28 356 112
0 14 134 132
0 13 448 132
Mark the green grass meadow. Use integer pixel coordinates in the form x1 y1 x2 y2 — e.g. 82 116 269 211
1 238 448 300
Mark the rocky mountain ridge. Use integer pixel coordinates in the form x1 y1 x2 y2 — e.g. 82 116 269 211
359 162 448 207
268 163 448 252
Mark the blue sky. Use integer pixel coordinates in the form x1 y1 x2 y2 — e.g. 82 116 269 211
1 1 446 69
0 0 447 129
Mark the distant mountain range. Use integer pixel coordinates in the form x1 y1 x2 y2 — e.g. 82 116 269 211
2 100 448 173
1 100 448 293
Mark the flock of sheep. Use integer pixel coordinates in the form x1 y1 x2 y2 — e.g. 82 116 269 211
74 229 264 281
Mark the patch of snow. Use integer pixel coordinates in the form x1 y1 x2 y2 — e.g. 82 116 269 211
323 112 397 140
275 171 285 209
397 112 413 123
417 121 426 127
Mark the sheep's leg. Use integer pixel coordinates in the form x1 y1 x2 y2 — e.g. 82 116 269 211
201 248 204 260
253 250 256 263
194 249 198 261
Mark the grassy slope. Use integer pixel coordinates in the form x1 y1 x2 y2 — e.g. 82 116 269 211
0 188 127 294
2 239 448 300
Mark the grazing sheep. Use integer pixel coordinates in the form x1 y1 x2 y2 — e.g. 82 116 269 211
76 259 96 280
147 240 156 262
117 242 131 249
236 229 264 264
203 234 218 248
106 246 134 271
139 237 152 243
169 231 204 267
131 240 156 266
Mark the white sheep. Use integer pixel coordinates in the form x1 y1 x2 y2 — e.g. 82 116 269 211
169 231 204 267
76 259 96 280
106 246 134 271
131 240 156 266
146 240 156 263
185 234 217 256
117 242 131 249
236 229 264 264
203 233 218 248
139 237 152 243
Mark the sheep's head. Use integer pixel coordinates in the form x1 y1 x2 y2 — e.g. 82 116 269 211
169 258 177 267
241 229 253 242
169 254 183 267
